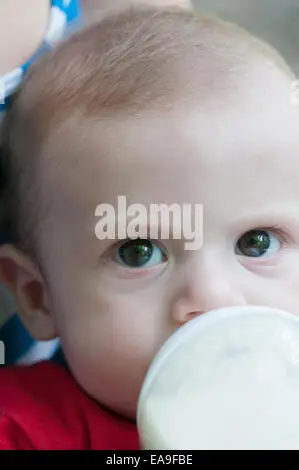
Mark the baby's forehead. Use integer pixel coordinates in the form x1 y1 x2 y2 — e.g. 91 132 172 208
48 74 299 183
35 58 299 249
42 101 299 254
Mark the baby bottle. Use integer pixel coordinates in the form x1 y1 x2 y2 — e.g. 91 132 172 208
137 305 299 450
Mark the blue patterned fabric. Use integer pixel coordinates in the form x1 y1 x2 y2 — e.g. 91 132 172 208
0 0 81 113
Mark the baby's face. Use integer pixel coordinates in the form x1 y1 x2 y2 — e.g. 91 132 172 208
38 61 299 418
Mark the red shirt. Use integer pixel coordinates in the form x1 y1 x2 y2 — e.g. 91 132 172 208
0 361 140 450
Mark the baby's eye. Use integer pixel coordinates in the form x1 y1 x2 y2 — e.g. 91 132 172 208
115 239 168 268
235 230 281 258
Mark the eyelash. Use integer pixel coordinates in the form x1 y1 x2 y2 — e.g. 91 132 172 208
237 225 289 246
106 238 168 260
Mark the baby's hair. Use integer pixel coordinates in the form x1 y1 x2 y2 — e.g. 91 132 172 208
0 5 294 256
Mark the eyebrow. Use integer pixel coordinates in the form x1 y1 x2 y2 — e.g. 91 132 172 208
116 221 181 240
231 212 299 233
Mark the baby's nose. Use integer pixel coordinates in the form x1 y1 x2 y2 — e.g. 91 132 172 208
172 270 247 326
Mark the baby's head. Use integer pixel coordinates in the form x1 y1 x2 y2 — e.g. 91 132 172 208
1 6 299 419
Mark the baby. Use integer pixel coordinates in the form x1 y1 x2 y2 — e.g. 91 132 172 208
0 4 299 450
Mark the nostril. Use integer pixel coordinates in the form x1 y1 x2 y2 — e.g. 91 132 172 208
173 308 206 327
188 311 204 320
175 311 204 328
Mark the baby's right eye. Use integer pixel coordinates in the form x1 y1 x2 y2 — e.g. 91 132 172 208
113 238 168 268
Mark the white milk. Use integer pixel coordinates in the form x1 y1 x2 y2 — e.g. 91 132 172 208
137 306 299 450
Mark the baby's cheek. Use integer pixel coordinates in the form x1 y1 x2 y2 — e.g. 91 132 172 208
58 295 158 369
279 278 299 318
60 314 155 418
231 255 299 316
249 279 299 319
53 280 172 414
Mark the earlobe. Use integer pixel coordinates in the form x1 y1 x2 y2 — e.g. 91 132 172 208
0 244 58 341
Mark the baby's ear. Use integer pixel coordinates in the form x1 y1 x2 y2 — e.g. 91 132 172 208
0 244 58 341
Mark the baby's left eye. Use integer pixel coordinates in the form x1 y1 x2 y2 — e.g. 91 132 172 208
235 230 281 258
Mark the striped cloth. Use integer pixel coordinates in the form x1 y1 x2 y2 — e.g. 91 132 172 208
0 0 81 365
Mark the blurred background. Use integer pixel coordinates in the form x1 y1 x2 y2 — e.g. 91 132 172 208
192 0 299 76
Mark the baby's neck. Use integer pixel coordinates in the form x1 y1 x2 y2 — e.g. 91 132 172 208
0 0 49 75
